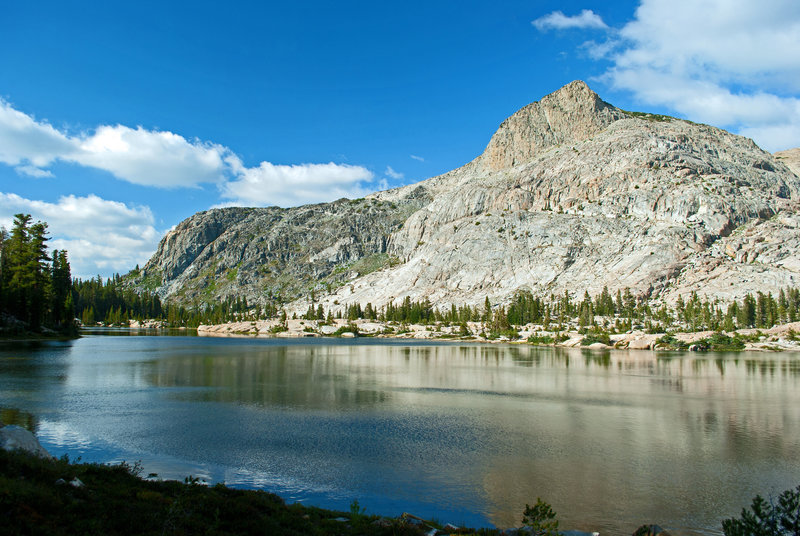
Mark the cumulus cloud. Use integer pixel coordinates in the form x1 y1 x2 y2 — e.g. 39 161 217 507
0 192 160 279
0 98 383 204
532 9 608 31
0 99 75 173
587 0 800 151
219 161 375 207
0 98 230 188
74 125 231 187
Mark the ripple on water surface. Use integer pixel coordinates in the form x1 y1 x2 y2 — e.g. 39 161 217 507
2 336 800 534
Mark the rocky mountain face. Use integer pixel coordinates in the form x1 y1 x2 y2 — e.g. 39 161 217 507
127 198 426 306
131 81 800 312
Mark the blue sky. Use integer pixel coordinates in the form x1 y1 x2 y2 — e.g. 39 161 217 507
1 0 799 278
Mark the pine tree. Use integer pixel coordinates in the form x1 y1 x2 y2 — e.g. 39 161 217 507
50 250 73 327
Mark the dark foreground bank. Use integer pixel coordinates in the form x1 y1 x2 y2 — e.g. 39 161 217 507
0 448 497 536
3 447 799 536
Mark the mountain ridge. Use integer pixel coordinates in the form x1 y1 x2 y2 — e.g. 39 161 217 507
128 81 800 313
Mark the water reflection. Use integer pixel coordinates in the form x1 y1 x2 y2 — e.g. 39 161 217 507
1 336 799 536
0 407 37 430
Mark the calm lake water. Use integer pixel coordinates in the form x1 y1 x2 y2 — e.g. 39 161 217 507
2 333 800 535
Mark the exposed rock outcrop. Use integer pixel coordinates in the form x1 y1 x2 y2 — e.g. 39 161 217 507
128 197 426 305
0 424 52 459
130 81 800 312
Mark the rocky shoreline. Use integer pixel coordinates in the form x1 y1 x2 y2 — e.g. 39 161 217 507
183 318 800 352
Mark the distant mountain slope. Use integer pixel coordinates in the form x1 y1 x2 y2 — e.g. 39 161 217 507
130 81 800 312
127 197 427 306
776 148 800 177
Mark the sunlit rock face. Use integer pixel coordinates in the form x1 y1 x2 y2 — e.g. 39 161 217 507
133 81 800 311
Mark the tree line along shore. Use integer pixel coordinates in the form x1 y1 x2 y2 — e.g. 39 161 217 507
127 288 800 352
185 316 800 352
3 212 800 352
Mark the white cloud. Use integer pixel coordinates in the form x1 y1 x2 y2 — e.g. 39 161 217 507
589 0 800 151
219 161 375 207
0 192 160 279
0 99 75 174
410 154 424 162
738 123 800 155
385 166 404 180
532 9 608 31
0 99 231 188
73 125 231 188
15 165 55 178
0 99 383 204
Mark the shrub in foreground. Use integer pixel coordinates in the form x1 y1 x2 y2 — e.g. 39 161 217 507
723 485 800 536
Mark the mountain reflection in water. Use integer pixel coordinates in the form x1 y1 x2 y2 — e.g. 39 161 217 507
1 336 799 536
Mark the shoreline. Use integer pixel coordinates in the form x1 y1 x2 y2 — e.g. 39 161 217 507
178 318 800 352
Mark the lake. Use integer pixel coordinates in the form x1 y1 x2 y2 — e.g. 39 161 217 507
1 332 799 535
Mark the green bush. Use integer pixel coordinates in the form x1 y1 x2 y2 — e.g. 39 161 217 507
333 324 359 336
522 498 559 536
703 332 745 351
656 333 687 350
581 331 611 346
528 334 554 345
488 328 519 340
722 485 800 536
